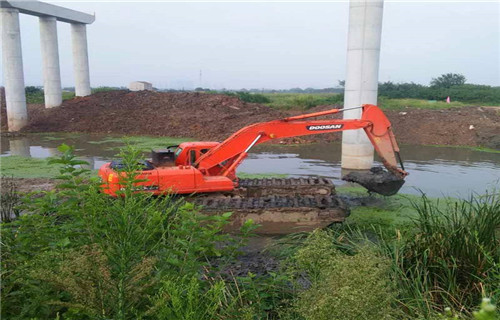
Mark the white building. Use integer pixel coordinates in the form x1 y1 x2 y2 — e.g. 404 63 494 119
129 81 153 91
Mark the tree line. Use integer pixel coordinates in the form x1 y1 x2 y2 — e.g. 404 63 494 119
378 73 500 104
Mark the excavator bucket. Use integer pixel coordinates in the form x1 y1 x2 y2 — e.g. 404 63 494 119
342 104 408 196
342 167 405 196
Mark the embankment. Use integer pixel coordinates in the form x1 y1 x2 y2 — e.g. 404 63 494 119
1 90 498 149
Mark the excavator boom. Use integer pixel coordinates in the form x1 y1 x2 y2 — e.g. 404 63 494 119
195 104 407 179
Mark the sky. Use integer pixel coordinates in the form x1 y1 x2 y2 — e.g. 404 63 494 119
2 0 499 90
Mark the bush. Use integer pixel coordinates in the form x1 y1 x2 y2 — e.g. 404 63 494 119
289 230 399 320
25 86 44 104
92 86 121 93
222 91 271 103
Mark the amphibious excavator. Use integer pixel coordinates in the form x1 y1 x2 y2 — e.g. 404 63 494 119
99 104 408 234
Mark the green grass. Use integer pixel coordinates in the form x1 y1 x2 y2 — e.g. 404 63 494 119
25 91 75 104
87 136 191 152
424 144 500 154
62 91 75 100
261 93 343 110
259 93 475 111
0 156 62 178
378 97 466 110
35 132 89 141
336 186 427 233
383 193 500 316
259 93 471 111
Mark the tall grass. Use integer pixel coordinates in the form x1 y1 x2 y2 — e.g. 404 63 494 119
220 91 271 103
261 93 343 110
384 193 500 317
378 97 466 110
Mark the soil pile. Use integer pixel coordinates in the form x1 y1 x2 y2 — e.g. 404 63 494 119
9 90 284 141
2 90 499 149
302 104 500 149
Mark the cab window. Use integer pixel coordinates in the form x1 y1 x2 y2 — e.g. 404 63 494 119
174 148 183 160
190 150 197 164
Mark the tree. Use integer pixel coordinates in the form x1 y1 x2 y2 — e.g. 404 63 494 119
25 86 43 94
430 73 466 88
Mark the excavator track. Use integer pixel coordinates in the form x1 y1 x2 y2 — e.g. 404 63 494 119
188 178 348 235
235 177 335 197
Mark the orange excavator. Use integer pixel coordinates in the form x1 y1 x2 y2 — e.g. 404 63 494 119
99 104 408 234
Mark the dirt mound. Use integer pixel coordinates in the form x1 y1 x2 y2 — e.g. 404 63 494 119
2 90 499 148
16 90 284 141
299 104 500 149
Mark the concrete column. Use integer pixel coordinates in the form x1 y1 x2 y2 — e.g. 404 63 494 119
39 16 62 108
71 23 91 96
341 0 384 170
1 8 28 131
9 138 31 157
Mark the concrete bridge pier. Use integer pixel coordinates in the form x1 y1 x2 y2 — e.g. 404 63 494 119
9 137 31 157
1 0 95 131
39 16 62 108
1 8 28 131
341 0 384 170
71 23 91 97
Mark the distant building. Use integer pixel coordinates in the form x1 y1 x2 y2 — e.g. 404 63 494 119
129 81 153 91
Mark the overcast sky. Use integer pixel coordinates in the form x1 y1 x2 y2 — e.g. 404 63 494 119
2 0 499 89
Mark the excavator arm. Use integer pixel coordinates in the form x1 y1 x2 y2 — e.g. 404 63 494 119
195 104 408 179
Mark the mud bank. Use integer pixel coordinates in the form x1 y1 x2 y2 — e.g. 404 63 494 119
1 90 499 149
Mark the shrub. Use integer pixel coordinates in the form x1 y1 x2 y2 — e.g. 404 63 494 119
25 86 44 104
236 91 271 103
289 230 399 320
92 86 121 93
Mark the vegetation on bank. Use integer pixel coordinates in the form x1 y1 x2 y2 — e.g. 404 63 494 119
87 135 191 152
378 74 500 105
261 92 343 110
1 145 499 319
25 86 75 104
24 86 122 104
0 155 62 178
23 73 499 110
377 97 466 110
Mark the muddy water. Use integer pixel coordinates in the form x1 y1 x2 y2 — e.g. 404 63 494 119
2 133 499 197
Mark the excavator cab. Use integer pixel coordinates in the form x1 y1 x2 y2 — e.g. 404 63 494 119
171 142 220 167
